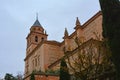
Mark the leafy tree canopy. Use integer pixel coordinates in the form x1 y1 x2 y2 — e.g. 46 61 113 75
60 58 70 80
99 0 120 79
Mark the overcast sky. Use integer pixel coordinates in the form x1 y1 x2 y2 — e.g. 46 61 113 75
0 0 100 78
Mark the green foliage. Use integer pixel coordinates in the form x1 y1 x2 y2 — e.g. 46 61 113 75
30 73 35 80
54 69 60 74
46 69 60 75
60 58 70 80
99 0 120 79
4 73 13 80
45 69 55 74
4 73 17 80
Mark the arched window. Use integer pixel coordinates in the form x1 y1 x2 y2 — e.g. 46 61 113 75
35 36 38 42
32 60 34 68
41 37 44 41
35 58 37 66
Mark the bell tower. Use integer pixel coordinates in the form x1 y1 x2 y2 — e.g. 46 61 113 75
26 16 48 55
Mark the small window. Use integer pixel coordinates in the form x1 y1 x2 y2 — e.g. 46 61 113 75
41 37 44 41
35 36 38 42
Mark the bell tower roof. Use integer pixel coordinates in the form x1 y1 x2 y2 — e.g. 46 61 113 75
30 14 45 34
32 19 42 27
32 13 43 28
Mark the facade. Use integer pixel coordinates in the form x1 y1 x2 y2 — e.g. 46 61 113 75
24 11 103 80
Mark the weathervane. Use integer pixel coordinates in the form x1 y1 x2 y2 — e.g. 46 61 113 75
36 12 38 20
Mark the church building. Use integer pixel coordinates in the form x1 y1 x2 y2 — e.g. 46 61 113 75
24 11 102 80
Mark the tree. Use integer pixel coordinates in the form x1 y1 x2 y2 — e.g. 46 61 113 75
60 58 70 80
4 73 17 80
66 38 113 80
30 73 35 80
99 0 120 79
4 73 13 80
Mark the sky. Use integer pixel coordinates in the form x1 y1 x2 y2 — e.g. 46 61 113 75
0 0 100 78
